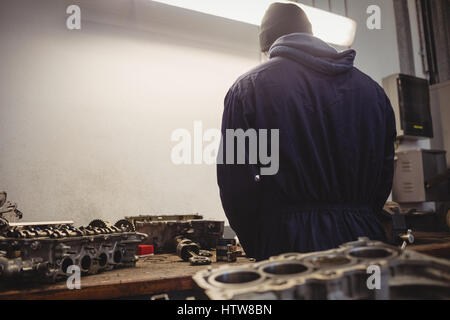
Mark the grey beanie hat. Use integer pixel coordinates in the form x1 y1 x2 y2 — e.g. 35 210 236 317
259 2 313 52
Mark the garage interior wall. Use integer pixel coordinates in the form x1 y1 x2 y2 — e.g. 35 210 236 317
0 0 402 225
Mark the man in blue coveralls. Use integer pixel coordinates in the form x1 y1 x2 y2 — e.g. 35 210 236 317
217 2 396 260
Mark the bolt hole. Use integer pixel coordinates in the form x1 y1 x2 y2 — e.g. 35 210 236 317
61 258 73 273
113 250 122 263
81 255 91 271
98 253 108 267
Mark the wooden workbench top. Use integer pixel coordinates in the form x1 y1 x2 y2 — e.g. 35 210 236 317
0 254 253 300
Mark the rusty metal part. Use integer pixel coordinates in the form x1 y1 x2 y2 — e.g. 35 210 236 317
176 238 200 261
8 221 74 228
175 238 211 266
216 239 239 263
115 219 136 232
0 218 147 283
379 202 417 246
126 214 224 253
126 214 203 224
193 238 450 300
189 255 211 266
0 192 23 222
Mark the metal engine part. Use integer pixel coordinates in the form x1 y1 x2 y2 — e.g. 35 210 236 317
193 238 450 300
0 191 23 224
175 237 211 266
216 238 239 263
379 202 415 248
0 218 147 283
176 238 200 261
126 214 224 253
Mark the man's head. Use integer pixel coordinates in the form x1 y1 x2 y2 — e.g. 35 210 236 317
259 2 313 53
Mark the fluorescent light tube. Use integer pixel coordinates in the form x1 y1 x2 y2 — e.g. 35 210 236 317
151 0 357 47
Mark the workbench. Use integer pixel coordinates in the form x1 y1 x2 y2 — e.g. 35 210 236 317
0 254 253 300
0 235 449 300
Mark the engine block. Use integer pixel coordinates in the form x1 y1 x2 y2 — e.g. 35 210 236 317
193 238 450 300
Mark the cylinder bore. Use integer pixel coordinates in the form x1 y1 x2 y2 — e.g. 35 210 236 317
213 270 261 285
81 255 92 272
98 253 108 267
349 247 394 259
113 250 122 264
261 261 308 276
61 258 74 273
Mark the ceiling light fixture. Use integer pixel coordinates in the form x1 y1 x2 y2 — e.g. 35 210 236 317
151 0 357 47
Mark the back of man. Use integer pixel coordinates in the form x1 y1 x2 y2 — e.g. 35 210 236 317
217 3 396 261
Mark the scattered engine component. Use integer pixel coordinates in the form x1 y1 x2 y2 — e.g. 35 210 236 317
125 214 224 253
0 191 23 224
127 214 202 224
216 238 238 263
176 238 200 261
379 201 450 244
175 237 211 266
193 238 450 300
379 202 414 248
189 255 211 266
0 218 147 283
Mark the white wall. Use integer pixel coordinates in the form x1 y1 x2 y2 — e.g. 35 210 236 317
0 0 402 225
300 0 401 84
347 0 401 84
0 0 259 224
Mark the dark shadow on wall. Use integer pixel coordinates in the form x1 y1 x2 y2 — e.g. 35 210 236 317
416 0 450 84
